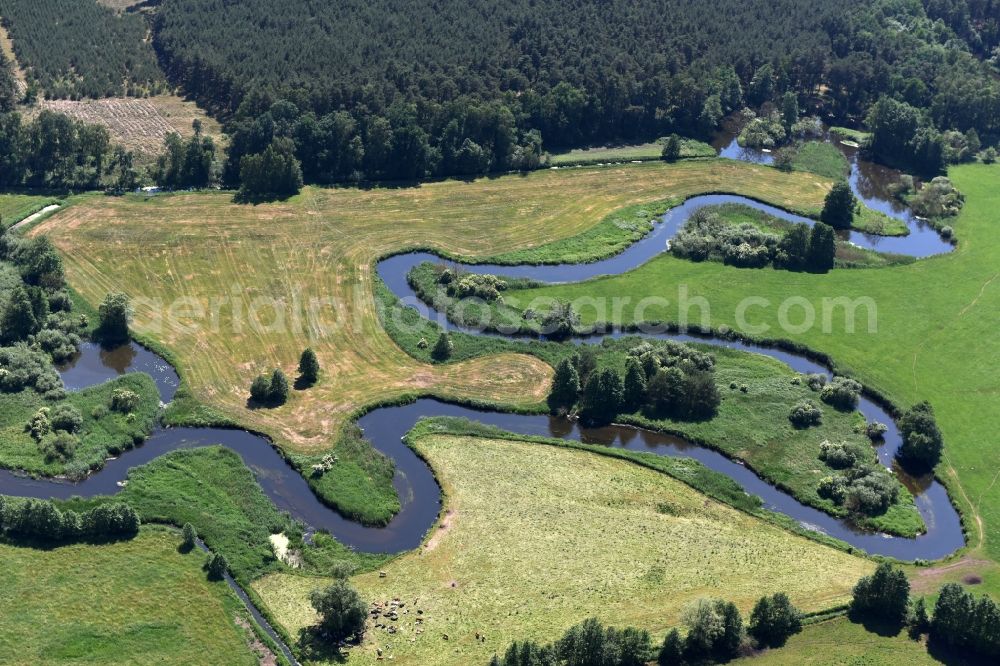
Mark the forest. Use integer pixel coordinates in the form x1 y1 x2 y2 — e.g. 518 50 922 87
0 0 996 188
0 0 165 99
147 0 1000 186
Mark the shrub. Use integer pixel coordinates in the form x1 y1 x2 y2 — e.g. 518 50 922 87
111 388 141 413
819 440 866 469
865 421 888 440
805 373 827 391
980 146 997 164
33 327 81 362
28 407 51 441
851 563 909 626
910 177 964 218
819 376 862 410
49 404 83 433
447 273 508 302
0 344 62 394
788 400 822 428
539 301 579 338
40 431 78 462
309 579 368 642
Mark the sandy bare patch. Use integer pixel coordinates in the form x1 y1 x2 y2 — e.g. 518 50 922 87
424 509 456 552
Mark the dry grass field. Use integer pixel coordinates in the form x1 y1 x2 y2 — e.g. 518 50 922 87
31 160 829 455
253 434 871 666
36 95 223 158
0 22 26 94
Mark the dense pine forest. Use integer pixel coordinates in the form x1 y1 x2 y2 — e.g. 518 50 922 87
0 0 165 99
0 0 998 188
152 0 1000 185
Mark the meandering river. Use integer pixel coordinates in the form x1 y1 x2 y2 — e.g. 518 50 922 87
0 144 964 572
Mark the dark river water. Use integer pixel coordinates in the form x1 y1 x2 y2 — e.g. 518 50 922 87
0 136 965 563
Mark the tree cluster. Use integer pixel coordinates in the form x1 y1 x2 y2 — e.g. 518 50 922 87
0 496 139 543
896 401 943 472
249 368 290 406
549 341 720 425
929 582 1000 659
152 126 217 190
818 440 900 516
670 209 837 273
0 110 138 190
493 594 802 666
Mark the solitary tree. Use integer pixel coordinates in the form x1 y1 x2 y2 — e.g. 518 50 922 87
807 223 836 273
298 348 320 386
431 332 453 361
97 291 133 343
310 580 368 642
781 91 799 130
820 180 856 229
181 522 197 551
661 134 682 162
206 552 229 580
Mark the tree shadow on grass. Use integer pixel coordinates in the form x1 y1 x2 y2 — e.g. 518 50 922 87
846 608 906 638
296 628 352 664
926 636 996 665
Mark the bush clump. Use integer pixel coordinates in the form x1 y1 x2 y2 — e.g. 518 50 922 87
819 376 862 410
788 400 822 428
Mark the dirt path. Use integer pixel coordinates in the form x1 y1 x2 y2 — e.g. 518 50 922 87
10 204 60 232
0 22 27 95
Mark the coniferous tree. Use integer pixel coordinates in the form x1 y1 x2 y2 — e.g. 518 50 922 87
548 358 581 412
657 628 684 665
269 369 290 405
623 356 647 411
298 347 320 386
181 522 197 551
432 332 454 361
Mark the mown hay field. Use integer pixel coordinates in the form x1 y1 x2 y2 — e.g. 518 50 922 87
253 435 871 666
31 160 829 455
35 95 223 158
